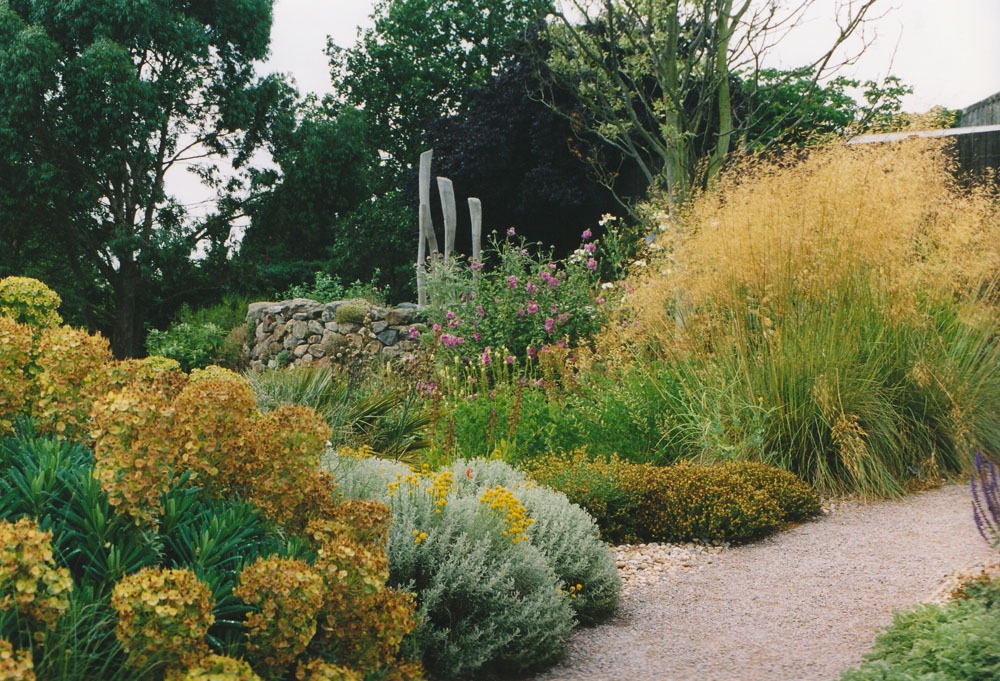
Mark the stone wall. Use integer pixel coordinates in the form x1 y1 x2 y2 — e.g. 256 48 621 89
244 298 426 371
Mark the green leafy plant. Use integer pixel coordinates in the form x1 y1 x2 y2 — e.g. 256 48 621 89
423 229 605 362
280 270 388 306
327 451 620 678
840 578 1000 681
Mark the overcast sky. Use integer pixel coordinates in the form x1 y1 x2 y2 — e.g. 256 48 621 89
262 0 1000 112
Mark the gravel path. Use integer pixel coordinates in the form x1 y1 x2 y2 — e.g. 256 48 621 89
534 484 996 681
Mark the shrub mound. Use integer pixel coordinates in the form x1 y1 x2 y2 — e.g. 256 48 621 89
529 451 821 544
327 451 621 679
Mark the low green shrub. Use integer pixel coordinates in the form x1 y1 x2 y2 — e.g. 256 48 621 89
529 452 821 543
281 270 388 306
840 577 1000 681
145 297 250 372
326 451 621 678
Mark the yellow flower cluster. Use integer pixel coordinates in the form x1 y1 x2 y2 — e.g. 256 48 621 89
91 375 334 528
32 326 114 440
0 276 62 329
304 516 418 675
387 468 452 516
165 654 262 681
565 583 584 599
0 518 73 636
428 470 453 514
294 658 362 681
0 639 34 681
412 530 428 545
110 567 214 672
234 557 325 679
0 317 32 436
479 486 533 544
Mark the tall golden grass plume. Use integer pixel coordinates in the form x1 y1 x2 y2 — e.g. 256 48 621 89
614 139 998 353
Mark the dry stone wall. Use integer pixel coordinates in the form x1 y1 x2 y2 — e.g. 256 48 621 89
244 298 426 371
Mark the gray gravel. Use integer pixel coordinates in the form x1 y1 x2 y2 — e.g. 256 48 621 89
534 483 996 681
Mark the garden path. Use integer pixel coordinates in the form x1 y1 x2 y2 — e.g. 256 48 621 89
533 483 995 681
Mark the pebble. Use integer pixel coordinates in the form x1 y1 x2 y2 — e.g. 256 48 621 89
613 541 728 595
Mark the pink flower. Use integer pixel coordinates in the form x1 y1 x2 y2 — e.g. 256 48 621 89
527 346 538 360
584 242 596 253
445 310 456 320
556 339 567 348
526 300 539 314
520 248 529 256
480 347 491 366
441 334 464 349
470 259 483 270
408 327 421 339
587 257 598 271
517 308 525 317
472 332 481 341
506 227 516 236
506 275 518 289
505 355 516 365
432 323 441 332
526 281 537 294
448 318 460 328
557 313 569 324
581 228 593 240
476 305 485 317
550 305 558 314
544 317 555 334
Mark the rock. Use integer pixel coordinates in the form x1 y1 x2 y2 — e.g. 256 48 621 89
376 328 399 346
290 320 309 339
308 319 325 335
372 320 389 334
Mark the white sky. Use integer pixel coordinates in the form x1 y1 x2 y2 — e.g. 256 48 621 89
262 0 1000 112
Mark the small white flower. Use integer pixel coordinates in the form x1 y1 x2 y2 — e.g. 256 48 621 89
600 282 615 290
632 260 647 268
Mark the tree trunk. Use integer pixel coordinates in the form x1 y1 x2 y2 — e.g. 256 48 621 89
111 259 143 359
708 0 735 184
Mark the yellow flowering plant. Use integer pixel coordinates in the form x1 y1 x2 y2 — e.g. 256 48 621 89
0 317 32 436
0 518 73 639
0 638 34 681
110 567 214 673
479 485 533 544
0 276 62 330
234 557 325 680
164 654 262 681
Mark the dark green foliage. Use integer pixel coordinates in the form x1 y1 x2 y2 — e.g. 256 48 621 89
840 579 1000 681
329 0 554 176
529 453 821 544
0 0 290 356
424 49 638 258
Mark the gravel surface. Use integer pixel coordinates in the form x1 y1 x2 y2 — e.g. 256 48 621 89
533 483 996 681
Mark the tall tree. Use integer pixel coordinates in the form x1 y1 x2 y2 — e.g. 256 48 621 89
0 0 291 356
328 0 554 180
541 0 884 205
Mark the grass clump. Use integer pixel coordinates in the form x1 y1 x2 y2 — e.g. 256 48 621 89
610 140 999 497
529 451 821 544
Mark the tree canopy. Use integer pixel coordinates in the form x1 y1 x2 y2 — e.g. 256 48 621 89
0 0 291 356
328 0 553 178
